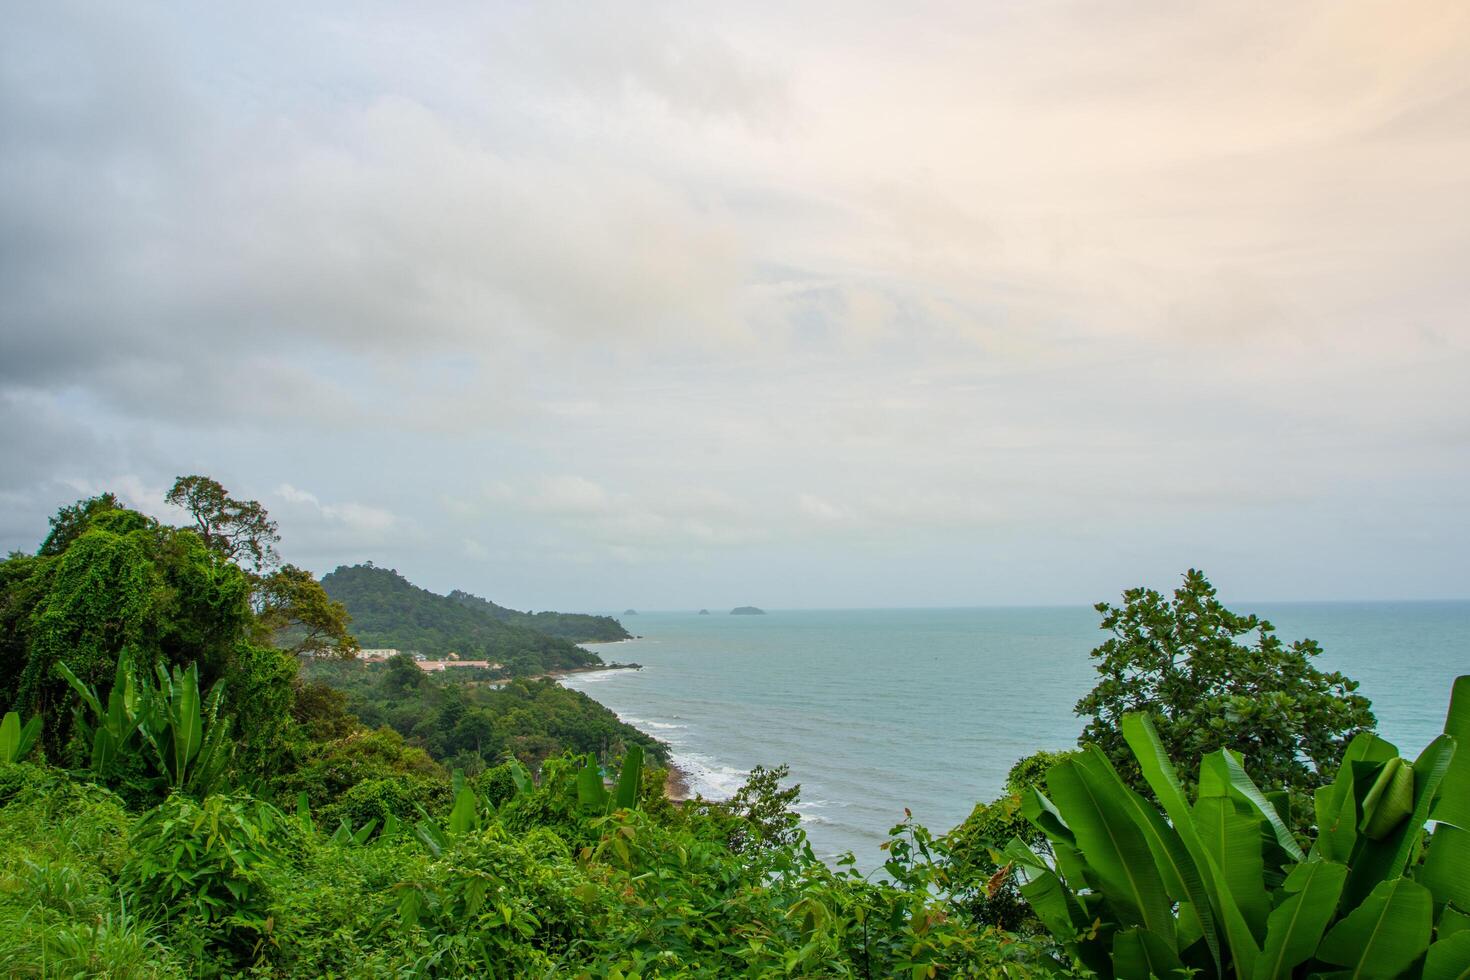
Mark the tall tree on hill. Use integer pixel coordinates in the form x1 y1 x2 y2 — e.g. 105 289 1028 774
166 475 279 572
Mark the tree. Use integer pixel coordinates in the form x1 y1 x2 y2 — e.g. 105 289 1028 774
1075 569 1374 820
8 501 255 758
383 652 425 695
38 492 122 556
252 564 358 658
165 476 279 571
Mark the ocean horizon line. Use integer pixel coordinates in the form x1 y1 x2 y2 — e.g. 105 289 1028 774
592 596 1470 617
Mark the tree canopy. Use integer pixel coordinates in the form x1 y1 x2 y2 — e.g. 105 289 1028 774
1074 568 1375 812
165 475 280 571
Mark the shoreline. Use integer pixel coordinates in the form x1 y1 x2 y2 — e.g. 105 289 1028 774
664 758 693 802
550 646 702 804
528 661 641 683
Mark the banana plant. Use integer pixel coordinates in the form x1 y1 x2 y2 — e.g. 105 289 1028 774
57 657 232 796
0 708 42 763
1006 674 1469 979
413 768 483 856
135 662 233 796
575 745 644 815
57 655 145 773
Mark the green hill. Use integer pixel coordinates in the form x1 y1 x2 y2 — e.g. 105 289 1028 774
321 564 602 675
447 589 630 643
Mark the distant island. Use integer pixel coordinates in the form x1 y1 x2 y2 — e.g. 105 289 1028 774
624 608 638 615
730 606 766 615
698 609 710 615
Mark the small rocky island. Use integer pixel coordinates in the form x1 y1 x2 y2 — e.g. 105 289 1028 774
623 609 638 615
730 606 766 615
698 608 710 615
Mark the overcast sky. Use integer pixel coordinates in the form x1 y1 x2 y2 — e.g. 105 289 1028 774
3 1 1468 610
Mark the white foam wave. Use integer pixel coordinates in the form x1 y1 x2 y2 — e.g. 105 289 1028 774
562 669 624 685
673 752 749 800
617 715 685 732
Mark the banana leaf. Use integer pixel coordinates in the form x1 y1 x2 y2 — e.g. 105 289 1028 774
1311 734 1398 865
1194 797 1270 941
613 745 643 811
1316 877 1432 978
1251 859 1346 980
576 755 608 812
509 759 534 796
1419 824 1470 911
1343 735 1456 909
1084 741 1223 976
1198 750 1303 863
1431 676 1470 830
1423 932 1470 980
1113 926 1184 980
0 710 41 764
448 785 480 834
1047 752 1176 946
1123 713 1262 979
295 791 315 833
1003 837 1112 978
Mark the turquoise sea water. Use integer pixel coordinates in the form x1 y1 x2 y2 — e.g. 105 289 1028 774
565 603 1469 871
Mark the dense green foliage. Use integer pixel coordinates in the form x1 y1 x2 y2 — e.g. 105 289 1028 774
947 750 1078 933
1011 676 1469 979
1075 569 1375 823
322 564 605 674
1 483 1444 978
301 653 668 774
1 506 265 766
0 485 1077 976
0 748 1073 977
449 588 632 643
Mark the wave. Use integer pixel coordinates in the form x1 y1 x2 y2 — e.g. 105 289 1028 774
619 716 686 732
672 751 749 799
562 668 629 685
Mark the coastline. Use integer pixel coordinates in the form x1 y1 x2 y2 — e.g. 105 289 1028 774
664 758 693 802
553 645 706 804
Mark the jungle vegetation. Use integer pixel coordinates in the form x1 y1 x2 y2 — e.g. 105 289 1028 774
299 654 668 775
1 481 1463 978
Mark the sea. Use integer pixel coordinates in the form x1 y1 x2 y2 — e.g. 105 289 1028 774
563 603 1469 872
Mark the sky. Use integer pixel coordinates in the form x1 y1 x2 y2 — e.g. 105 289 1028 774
3 1 1469 611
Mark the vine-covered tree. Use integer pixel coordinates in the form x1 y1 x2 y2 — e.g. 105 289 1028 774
38 492 121 556
1075 569 1374 817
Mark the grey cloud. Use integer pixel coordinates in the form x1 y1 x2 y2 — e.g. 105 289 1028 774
1 1 1467 607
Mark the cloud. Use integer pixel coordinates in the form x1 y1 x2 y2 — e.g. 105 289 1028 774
1 0 1467 605
276 484 396 533
798 493 850 524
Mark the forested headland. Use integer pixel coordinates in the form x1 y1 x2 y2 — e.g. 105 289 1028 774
1 477 1467 978
321 563 612 673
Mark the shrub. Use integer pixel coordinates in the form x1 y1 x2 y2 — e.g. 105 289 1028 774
123 793 288 965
